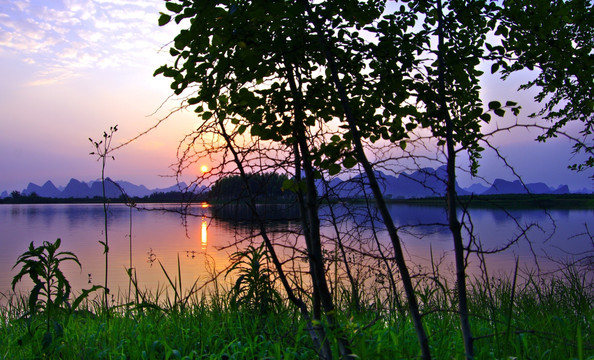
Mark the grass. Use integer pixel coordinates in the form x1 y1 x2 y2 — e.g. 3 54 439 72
1 265 591 359
0 290 316 359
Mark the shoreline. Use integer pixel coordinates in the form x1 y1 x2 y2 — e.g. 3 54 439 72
1 193 592 209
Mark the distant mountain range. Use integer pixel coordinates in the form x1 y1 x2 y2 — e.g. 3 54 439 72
1 167 588 200
318 166 582 199
0 178 191 199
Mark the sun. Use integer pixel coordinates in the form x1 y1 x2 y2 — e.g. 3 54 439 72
200 165 209 173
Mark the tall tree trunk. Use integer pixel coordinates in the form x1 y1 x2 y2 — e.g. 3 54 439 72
293 141 331 358
285 61 354 359
436 0 474 358
299 1 431 358
216 116 330 359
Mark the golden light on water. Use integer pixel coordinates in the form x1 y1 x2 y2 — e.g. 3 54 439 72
201 217 208 250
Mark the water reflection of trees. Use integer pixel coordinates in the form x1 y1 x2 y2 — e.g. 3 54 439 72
210 203 300 223
200 196 592 307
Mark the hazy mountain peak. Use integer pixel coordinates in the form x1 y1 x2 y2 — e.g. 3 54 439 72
482 178 565 195
11 178 195 199
2 169 578 200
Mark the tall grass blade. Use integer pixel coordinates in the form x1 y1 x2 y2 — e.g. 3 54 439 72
177 253 182 301
158 260 179 305
506 257 519 343
577 325 583 360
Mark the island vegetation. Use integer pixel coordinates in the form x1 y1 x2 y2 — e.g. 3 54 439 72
0 190 207 205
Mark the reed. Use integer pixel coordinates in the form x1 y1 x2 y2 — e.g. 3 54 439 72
1 260 590 359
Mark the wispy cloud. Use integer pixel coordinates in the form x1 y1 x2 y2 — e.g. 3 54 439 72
0 0 169 86
26 67 78 86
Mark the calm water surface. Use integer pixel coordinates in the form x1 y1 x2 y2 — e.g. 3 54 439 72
0 203 591 296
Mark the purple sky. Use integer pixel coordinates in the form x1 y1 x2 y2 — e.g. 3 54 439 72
0 1 591 193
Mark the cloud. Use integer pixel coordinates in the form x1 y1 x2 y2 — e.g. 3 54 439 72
0 0 168 86
25 66 78 86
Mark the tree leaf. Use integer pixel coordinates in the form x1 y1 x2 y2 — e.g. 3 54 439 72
165 2 184 14
328 163 341 176
488 101 501 110
490 62 500 74
158 13 171 26
202 111 213 120
342 155 358 169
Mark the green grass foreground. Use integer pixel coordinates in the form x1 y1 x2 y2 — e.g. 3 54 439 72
1 269 592 360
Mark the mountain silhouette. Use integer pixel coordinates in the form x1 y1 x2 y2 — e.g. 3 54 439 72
316 166 577 199
385 166 469 198
62 179 91 198
320 166 469 199
18 178 191 199
23 180 62 198
3 168 578 200
482 179 570 195
464 183 489 195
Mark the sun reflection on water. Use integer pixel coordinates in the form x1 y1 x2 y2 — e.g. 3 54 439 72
201 217 208 250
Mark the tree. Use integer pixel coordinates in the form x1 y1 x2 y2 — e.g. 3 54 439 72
157 2 365 357
156 1 590 358
496 0 594 172
296 1 433 357
370 1 591 358
405 1 500 357
209 173 295 203
155 1 475 358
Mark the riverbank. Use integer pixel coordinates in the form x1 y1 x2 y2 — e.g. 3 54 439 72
328 193 594 209
0 191 207 204
2 193 593 209
385 193 594 209
1 266 591 359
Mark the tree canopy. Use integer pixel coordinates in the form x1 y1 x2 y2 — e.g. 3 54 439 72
156 1 593 358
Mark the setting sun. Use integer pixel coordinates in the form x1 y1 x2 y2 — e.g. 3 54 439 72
200 165 209 173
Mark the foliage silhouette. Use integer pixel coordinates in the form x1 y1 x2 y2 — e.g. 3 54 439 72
497 0 594 172
226 243 282 314
209 172 296 203
11 238 102 351
155 1 592 359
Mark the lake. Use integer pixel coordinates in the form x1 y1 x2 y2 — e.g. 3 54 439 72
0 202 592 299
